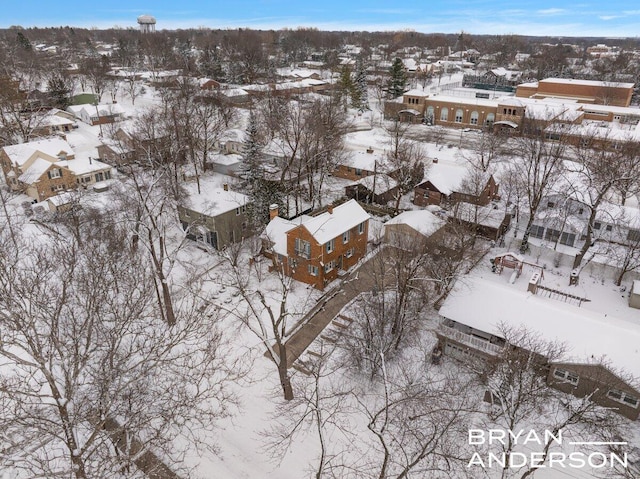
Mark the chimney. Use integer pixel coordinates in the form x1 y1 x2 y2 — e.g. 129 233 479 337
223 183 228 191
327 204 334 214
366 147 374 154
432 158 438 164
269 204 279 220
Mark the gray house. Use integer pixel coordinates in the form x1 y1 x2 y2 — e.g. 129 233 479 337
178 176 250 250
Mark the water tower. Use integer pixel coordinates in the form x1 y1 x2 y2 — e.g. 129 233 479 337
137 14 156 33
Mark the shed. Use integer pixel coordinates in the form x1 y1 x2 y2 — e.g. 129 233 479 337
630 281 640 309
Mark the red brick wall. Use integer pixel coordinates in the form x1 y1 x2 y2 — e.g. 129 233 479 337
285 220 369 290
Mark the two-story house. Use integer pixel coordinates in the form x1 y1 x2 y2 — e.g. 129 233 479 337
438 273 640 420
1 138 113 202
262 199 370 290
178 176 250 251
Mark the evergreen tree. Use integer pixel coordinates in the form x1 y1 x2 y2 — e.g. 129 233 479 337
47 73 72 110
387 58 407 99
353 61 369 112
16 31 32 51
242 110 282 227
337 64 353 111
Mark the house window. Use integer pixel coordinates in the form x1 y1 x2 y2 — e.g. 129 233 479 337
295 238 311 259
545 228 561 242
358 222 365 234
547 201 555 208
308 264 318 276
326 239 335 254
236 207 241 216
594 222 601 230
553 368 579 385
577 208 583 215
290 258 297 268
455 109 463 123
324 261 334 273
95 172 104 182
440 108 449 121
529 224 545 239
605 224 612 232
607 389 640 408
470 111 479 125
50 185 64 192
559 232 576 247
104 170 111 180
627 229 640 243
343 231 350 244
345 248 354 258
49 168 62 179
355 168 362 176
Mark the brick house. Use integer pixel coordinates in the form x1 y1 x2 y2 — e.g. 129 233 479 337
383 210 446 250
437 274 640 420
413 162 499 207
1 138 113 202
262 199 370 290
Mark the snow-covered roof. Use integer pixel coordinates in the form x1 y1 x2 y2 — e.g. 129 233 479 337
440 274 640 380
540 77 635 89
263 216 301 256
355 174 398 193
58 157 111 176
341 150 387 171
18 158 54 184
3 138 73 167
424 162 468 195
180 175 249 217
47 191 77 207
300 199 370 245
385 210 445 237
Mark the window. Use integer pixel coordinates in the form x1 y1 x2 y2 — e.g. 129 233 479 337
594 222 601 230
358 222 365 234
547 201 555 208
49 168 62 179
607 389 639 408
290 258 297 268
104 170 111 180
95 172 104 182
308 264 318 276
355 168 362 176
236 207 241 215
440 107 449 121
553 368 579 385
295 238 311 259
324 261 334 273
578 208 584 215
470 111 479 125
345 248 354 258
485 113 495 127
529 224 544 239
50 185 64 192
455 109 463 123
627 229 640 243
545 228 561 242
606 224 612 232
326 239 335 254
559 232 576 247
342 231 350 244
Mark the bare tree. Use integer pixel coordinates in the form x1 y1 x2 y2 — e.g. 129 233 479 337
218 239 310 400
508 115 568 253
471 325 626 479
385 119 427 213
0 205 236 479
567 132 640 269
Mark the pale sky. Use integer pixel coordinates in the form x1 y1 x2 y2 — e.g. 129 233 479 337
4 1 640 37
